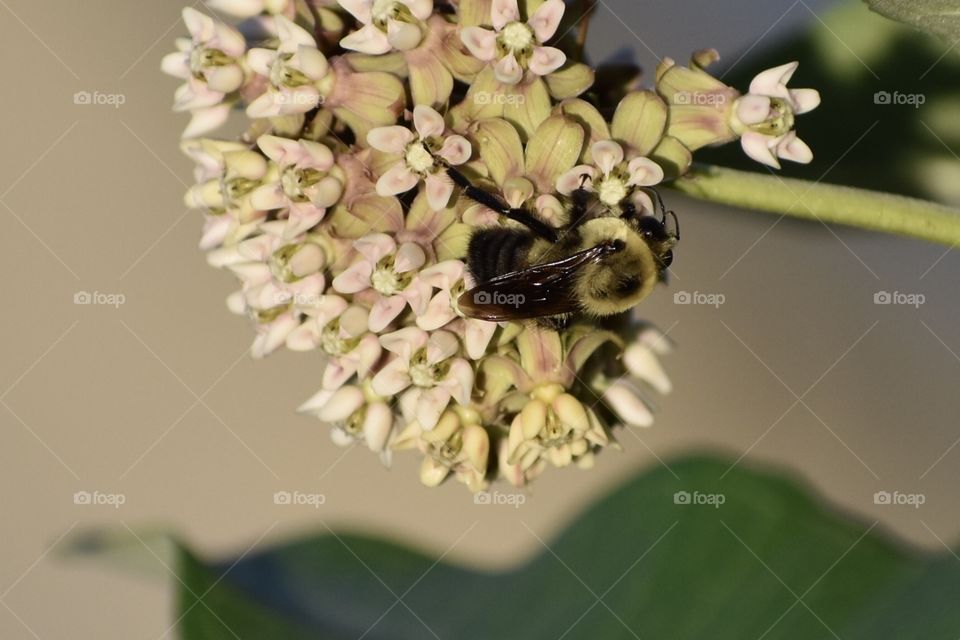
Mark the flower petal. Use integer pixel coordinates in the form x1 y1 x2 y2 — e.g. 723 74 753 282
790 88 821 114
376 164 420 195
591 140 624 176
493 53 523 85
626 157 664 186
776 132 813 164
367 125 415 153
491 0 521 30
341 23 393 54
417 386 452 430
438 135 472 165
372 357 413 396
413 104 445 139
369 295 407 333
528 0 565 42
740 131 780 169
386 18 423 51
425 173 455 210
394 242 426 273
556 165 596 195
749 61 798 98
332 261 373 294
460 27 497 61
528 46 565 77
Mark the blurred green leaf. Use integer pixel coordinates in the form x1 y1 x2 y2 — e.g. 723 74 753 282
70 457 960 639
866 0 960 41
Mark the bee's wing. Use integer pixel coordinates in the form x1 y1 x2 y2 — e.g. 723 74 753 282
458 243 615 321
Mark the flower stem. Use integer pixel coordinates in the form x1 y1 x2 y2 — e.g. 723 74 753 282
575 0 596 63
668 164 960 247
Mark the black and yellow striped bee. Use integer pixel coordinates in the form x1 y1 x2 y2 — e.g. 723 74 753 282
447 167 678 324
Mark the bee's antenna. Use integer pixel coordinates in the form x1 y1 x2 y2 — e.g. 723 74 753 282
638 187 667 222
666 210 680 240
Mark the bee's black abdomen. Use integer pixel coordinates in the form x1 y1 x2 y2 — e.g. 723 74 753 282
467 227 535 285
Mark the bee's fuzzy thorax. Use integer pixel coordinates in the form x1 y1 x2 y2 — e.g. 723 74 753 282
574 219 659 317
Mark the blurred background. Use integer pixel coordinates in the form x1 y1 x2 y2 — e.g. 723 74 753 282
2 0 960 637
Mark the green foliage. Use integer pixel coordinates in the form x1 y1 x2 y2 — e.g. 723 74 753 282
866 0 960 41
69 457 960 639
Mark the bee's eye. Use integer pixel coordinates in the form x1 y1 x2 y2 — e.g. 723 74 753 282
637 216 666 239
660 250 673 268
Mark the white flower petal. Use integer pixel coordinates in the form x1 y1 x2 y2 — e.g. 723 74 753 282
403 0 433 20
386 18 422 51
491 0 521 31
367 125 416 153
417 387 452 431
735 94 773 126
372 357 413 396
341 23 393 54
460 27 497 61
790 88 821 114
749 61 798 98
368 296 407 333
626 157 664 187
776 132 813 164
376 164 420 196
332 261 373 294
394 242 426 273
425 330 459 364
425 173 454 211
338 0 373 23
528 46 565 77
591 140 624 176
556 165 596 195
493 53 523 84
438 135 472 165
740 131 780 169
413 104 445 139
528 0 565 42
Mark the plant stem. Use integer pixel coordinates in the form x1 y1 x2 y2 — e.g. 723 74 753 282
668 164 960 247
575 0 595 63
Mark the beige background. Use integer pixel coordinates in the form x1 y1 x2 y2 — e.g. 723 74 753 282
2 0 959 638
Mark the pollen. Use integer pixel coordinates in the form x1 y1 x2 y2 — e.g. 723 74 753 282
405 142 435 174
596 176 629 207
499 22 535 53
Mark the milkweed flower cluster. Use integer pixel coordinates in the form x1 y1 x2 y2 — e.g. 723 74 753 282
165 0 819 492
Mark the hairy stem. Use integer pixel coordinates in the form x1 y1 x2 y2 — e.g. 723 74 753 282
669 164 960 247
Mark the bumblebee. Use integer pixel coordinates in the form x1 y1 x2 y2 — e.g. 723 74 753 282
447 167 678 323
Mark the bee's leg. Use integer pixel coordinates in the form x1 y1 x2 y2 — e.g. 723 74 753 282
447 167 558 242
565 173 594 230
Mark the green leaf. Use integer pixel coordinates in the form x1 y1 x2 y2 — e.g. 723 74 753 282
865 0 960 41
68 457 960 639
